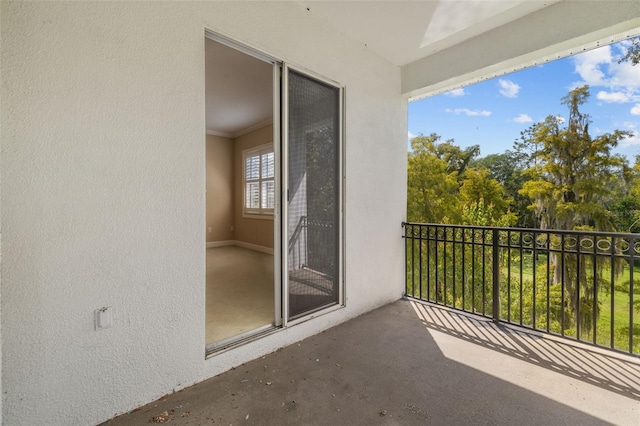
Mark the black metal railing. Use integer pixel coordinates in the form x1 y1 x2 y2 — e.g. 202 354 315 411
288 216 336 276
288 216 338 318
402 222 640 355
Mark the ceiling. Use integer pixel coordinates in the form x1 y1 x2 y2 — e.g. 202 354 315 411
205 38 273 137
297 0 560 66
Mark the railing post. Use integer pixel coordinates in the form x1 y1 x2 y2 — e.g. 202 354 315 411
492 228 500 323
629 235 635 354
402 222 407 297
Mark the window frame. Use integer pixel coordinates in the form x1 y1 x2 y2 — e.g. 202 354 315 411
242 143 275 218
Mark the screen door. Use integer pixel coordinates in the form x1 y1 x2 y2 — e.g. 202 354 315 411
285 67 342 321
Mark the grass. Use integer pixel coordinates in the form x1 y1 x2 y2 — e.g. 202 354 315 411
596 286 639 352
503 252 639 353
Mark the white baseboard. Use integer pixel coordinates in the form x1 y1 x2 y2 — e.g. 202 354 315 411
206 240 234 248
206 240 273 255
234 240 274 255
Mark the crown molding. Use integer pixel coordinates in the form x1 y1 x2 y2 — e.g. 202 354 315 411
233 119 273 138
206 118 273 140
206 129 233 138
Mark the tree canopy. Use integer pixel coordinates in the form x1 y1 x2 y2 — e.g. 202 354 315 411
517 85 629 232
407 134 462 223
407 134 516 226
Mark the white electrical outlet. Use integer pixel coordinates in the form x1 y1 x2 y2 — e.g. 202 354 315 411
208 227 212 233
95 307 113 330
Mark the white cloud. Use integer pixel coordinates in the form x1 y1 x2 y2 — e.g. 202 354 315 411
408 131 417 140
608 61 640 90
555 115 566 124
631 104 640 116
572 44 640 95
619 122 640 147
621 130 640 147
498 79 520 98
445 88 465 97
596 90 633 103
512 113 533 123
445 108 491 117
573 46 612 87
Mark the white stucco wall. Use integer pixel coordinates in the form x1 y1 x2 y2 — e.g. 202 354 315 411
0 2 406 425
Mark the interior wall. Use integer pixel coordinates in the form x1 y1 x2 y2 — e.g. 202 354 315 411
206 134 234 243
0 2 406 425
233 124 274 249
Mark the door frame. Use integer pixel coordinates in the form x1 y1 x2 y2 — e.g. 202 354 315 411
204 29 345 351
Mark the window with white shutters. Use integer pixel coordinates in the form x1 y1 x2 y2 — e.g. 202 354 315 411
243 144 275 216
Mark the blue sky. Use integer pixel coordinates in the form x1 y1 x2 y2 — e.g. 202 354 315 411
408 39 640 162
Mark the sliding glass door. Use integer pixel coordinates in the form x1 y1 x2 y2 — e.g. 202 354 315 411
284 67 342 321
204 32 343 351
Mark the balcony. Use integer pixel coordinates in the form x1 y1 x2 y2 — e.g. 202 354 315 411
104 299 638 425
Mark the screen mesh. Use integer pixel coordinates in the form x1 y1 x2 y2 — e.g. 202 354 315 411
287 70 340 320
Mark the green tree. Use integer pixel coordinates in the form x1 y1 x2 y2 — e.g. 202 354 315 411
517 85 630 329
609 196 640 232
460 168 512 219
630 156 640 201
518 86 629 232
407 134 461 223
461 198 517 227
608 156 640 232
407 134 519 226
472 152 532 226
430 140 480 175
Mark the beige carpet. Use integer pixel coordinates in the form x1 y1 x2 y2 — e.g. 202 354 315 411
206 246 274 346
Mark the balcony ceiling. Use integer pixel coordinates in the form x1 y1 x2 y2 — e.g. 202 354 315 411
302 1 640 99
298 0 560 66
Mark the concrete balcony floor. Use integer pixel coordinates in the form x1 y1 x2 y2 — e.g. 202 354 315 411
105 300 640 425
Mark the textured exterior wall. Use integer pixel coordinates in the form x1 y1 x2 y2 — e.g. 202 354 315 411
233 125 274 249
206 134 234 243
0 2 405 425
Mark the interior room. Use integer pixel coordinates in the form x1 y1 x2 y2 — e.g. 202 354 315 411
205 38 275 347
